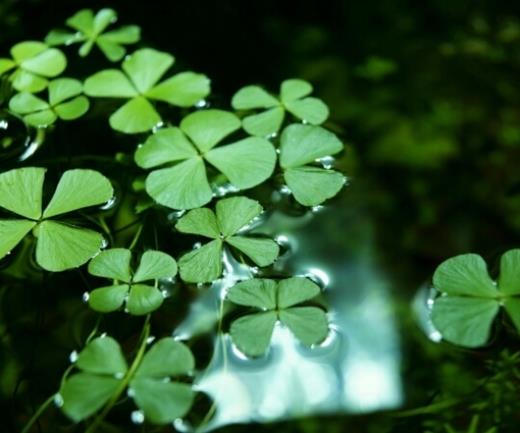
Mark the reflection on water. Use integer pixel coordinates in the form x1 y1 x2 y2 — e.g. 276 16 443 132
175 188 403 431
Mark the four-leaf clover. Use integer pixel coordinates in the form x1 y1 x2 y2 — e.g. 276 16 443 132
135 110 277 209
87 248 177 315
84 48 210 133
280 124 345 206
231 79 329 137
9 78 89 127
0 167 113 271
431 250 520 347
227 277 329 357
45 8 140 62
60 336 195 424
175 196 279 283
0 41 66 92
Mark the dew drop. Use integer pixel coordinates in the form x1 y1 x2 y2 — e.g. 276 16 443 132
69 350 78 363
152 121 164 133
82 292 90 303
316 155 335 169
311 205 325 213
146 336 156 345
101 238 109 249
279 185 292 195
131 410 144 424
100 332 107 338
114 372 124 379
193 242 202 250
53 393 64 407
127 387 136 398
268 132 278 140
173 417 192 432
99 195 117 210
161 289 169 298
195 99 209 109
304 267 331 289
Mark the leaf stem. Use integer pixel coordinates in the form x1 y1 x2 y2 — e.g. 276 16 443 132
128 224 144 250
20 394 56 433
85 315 151 433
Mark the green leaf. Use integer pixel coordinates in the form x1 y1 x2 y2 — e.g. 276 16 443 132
76 336 128 375
48 78 82 105
226 236 279 266
431 296 499 347
504 298 520 333
123 48 174 93
92 8 116 34
280 124 343 168
127 284 164 315
226 278 277 309
130 378 194 424
45 30 80 47
146 71 210 106
0 219 36 259
136 339 194 378
11 42 48 63
66 9 94 34
175 208 220 239
101 25 141 43
178 239 223 283
498 249 520 295
11 69 49 93
230 312 277 357
0 167 45 219
284 166 345 206
180 110 240 153
34 221 105 272
54 96 89 120
88 284 129 313
88 248 132 282
279 306 328 345
95 38 125 62
432 254 498 297
0 58 16 75
9 92 49 114
19 48 66 77
43 169 114 218
205 137 276 189
280 79 313 102
231 85 279 109
110 96 161 134
242 107 285 137
284 97 329 125
145 157 212 210
23 109 57 127
133 250 177 282
215 196 262 237
61 373 121 422
84 70 137 98
277 277 321 308
135 128 198 169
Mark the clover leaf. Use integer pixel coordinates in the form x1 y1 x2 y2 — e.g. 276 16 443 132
0 167 113 271
45 8 140 62
0 41 67 92
431 250 520 347
227 277 329 357
231 79 329 137
279 124 345 206
60 336 195 424
135 110 277 209
87 248 177 315
9 78 89 127
84 48 210 133
175 196 279 283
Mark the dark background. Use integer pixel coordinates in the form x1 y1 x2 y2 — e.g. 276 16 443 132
1 1 520 432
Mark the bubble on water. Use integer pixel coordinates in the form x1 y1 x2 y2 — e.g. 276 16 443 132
53 393 64 407
82 292 90 303
131 410 144 424
69 350 79 363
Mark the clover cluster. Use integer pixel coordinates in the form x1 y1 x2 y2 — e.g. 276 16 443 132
0 8 346 429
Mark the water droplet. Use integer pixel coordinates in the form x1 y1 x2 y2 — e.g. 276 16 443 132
173 418 192 432
146 336 156 345
69 350 78 363
99 195 117 211
320 155 335 169
114 372 124 379
168 209 186 222
100 332 107 338
127 388 136 397
193 242 202 250
250 266 259 275
152 121 164 133
195 99 209 109
0 120 8 129
268 132 278 140
304 267 331 289
311 205 325 213
279 185 292 195
212 182 240 197
82 292 90 302
131 410 144 424
101 238 109 249
53 393 64 407
302 119 309 124
161 289 169 298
